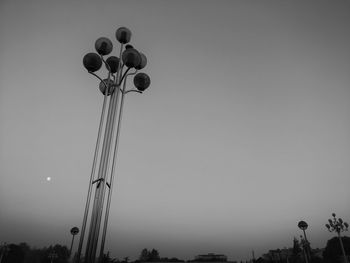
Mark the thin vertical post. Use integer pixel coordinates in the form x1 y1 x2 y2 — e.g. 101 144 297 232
85 43 124 263
98 71 136 262
338 233 349 263
70 234 75 256
302 247 308 263
302 229 310 262
76 89 108 263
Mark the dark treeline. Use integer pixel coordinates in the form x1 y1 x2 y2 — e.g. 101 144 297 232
0 245 184 263
134 248 184 262
255 236 350 263
0 236 349 263
0 243 69 263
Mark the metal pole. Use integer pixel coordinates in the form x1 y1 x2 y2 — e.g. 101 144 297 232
80 28 150 263
98 71 136 262
84 91 113 262
300 236 308 263
338 233 349 263
85 43 124 263
70 234 75 256
85 85 117 262
85 76 117 262
302 247 308 263
90 44 125 263
76 87 108 263
302 229 311 261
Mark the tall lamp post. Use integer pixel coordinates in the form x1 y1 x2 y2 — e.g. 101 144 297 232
70 227 79 256
325 213 349 263
76 26 150 263
298 221 311 261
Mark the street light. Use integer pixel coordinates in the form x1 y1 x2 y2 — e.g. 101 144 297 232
70 227 79 256
325 213 349 263
298 221 311 261
77 26 150 263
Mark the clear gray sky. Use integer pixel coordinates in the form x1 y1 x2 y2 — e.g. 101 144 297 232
1 0 350 261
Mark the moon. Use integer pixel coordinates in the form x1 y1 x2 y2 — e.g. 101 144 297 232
46 177 51 181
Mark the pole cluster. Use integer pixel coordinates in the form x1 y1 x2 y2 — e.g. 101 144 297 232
325 213 349 263
77 26 151 263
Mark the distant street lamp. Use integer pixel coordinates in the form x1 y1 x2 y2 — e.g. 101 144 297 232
70 227 79 256
325 213 349 263
298 221 311 261
76 26 150 263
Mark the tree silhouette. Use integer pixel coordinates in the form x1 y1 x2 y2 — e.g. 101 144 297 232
139 248 150 261
149 249 160 261
290 237 302 263
101 251 119 263
138 248 160 262
2 243 25 263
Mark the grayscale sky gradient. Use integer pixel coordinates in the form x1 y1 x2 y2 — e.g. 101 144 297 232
1 0 350 261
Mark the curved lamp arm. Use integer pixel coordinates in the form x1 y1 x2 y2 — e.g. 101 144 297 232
124 89 142 94
121 69 139 94
101 56 113 82
88 71 110 93
118 67 131 86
